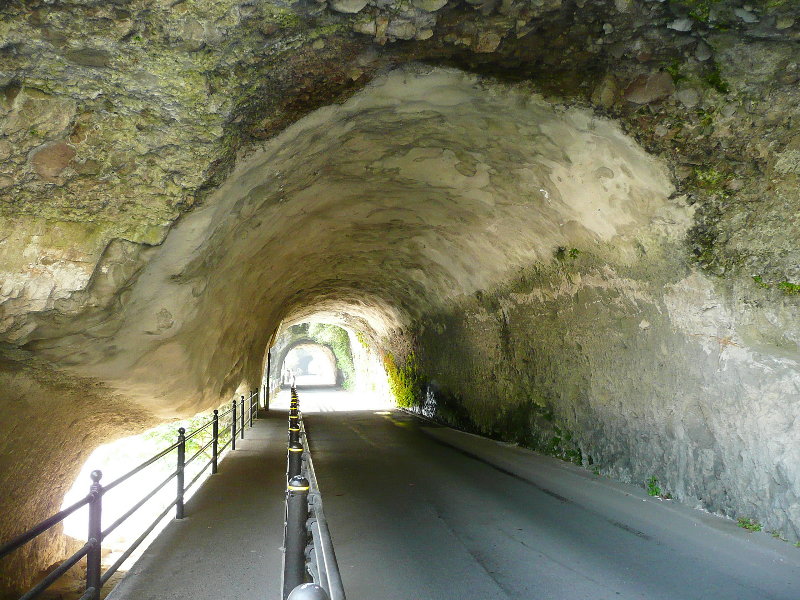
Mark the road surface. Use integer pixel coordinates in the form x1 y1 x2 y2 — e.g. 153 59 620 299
307 406 800 600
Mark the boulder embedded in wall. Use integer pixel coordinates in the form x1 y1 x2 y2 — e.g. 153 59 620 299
623 73 675 104
64 48 112 68
475 31 503 53
329 0 369 14
1 87 76 138
412 0 448 12
30 141 75 180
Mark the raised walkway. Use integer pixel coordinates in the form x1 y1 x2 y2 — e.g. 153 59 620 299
106 411 288 600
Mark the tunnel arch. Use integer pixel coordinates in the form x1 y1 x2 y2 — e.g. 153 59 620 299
3 1 800 592
27 65 676 414
2 65 799 594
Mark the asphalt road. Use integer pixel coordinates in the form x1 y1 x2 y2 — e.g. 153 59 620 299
307 408 800 600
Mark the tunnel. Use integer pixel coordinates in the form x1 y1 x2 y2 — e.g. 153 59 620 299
272 323 354 388
1 0 800 597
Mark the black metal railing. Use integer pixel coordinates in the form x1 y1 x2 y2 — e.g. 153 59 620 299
0 389 262 600
282 388 346 600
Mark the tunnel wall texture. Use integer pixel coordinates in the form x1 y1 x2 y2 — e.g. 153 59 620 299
408 250 800 540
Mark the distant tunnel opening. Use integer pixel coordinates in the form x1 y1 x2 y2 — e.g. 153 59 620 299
282 343 338 388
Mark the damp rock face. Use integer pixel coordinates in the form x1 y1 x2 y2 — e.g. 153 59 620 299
1 0 800 592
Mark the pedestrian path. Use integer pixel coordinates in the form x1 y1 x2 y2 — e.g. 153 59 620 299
107 411 288 600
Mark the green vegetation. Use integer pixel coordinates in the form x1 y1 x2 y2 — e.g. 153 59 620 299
383 351 422 408
738 517 762 532
665 59 686 84
355 330 369 348
755 0 791 9
307 323 356 389
680 0 723 23
144 412 211 445
777 280 800 295
555 246 581 261
309 23 349 38
646 476 662 497
752 276 800 295
545 424 583 466
696 107 715 129
693 166 727 191
262 5 301 28
703 64 730 94
753 275 771 289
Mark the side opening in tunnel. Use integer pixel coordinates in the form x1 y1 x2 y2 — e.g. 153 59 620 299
55 413 230 594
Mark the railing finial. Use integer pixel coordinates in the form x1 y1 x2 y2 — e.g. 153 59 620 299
288 583 331 600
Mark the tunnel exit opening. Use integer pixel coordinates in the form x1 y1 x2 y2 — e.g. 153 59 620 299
266 320 393 410
282 343 338 388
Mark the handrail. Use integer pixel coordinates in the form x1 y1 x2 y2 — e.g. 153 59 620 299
184 455 215 493
184 418 215 442
0 389 264 600
19 542 93 600
0 494 92 558
283 387 346 600
101 469 178 539
103 441 181 493
184 437 215 468
301 419 346 600
100 498 179 586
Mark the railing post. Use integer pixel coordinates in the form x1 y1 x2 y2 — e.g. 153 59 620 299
283 475 310 599
212 409 219 474
249 391 255 427
266 350 272 410
288 441 303 480
176 427 186 519
232 399 237 451
240 395 245 439
86 470 103 600
289 423 300 445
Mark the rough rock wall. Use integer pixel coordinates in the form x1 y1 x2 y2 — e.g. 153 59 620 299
409 241 800 540
3 0 800 349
